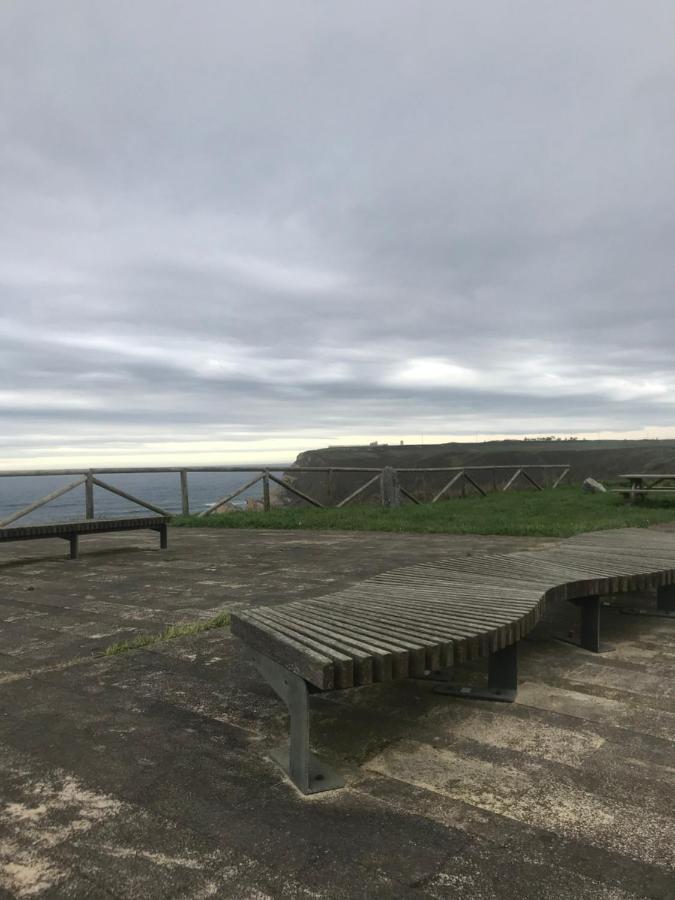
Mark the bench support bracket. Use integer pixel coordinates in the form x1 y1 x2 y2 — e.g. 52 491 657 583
58 534 79 559
427 642 518 703
154 523 168 550
559 595 614 652
658 584 675 612
250 651 344 796
620 584 675 619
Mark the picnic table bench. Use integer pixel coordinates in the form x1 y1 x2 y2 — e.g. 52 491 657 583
0 516 169 559
613 474 675 503
232 528 675 794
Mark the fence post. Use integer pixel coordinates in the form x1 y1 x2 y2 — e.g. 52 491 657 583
180 470 190 516
492 468 497 492
262 472 271 512
327 468 334 506
85 471 95 519
380 467 401 508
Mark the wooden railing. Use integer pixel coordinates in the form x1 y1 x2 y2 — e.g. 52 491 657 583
0 464 570 528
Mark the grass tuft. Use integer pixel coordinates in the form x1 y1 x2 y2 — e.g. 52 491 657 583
104 611 230 656
171 486 675 538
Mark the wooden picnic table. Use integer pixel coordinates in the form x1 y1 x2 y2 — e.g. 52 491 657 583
616 474 675 503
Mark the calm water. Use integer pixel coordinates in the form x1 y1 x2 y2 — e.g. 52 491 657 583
0 468 291 524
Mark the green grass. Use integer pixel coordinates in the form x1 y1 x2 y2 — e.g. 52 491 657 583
172 486 675 538
103 611 230 656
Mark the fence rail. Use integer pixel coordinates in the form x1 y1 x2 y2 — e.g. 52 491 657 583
0 464 570 529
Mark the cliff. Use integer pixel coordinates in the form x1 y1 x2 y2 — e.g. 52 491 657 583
280 439 675 506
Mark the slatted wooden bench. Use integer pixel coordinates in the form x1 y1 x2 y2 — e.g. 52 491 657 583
0 516 170 560
231 528 675 794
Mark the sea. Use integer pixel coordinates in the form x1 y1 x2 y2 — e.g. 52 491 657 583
0 467 292 525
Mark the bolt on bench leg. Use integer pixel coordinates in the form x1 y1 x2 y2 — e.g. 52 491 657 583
250 651 344 795
429 642 518 703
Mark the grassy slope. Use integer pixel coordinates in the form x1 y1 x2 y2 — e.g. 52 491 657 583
172 486 675 538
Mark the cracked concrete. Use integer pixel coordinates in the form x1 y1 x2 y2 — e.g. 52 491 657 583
0 526 673 898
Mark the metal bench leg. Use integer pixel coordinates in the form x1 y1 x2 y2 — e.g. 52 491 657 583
431 642 518 703
158 524 168 550
656 584 675 614
617 583 675 619
69 534 79 560
580 597 601 651
488 642 518 698
250 651 344 795
559 596 614 652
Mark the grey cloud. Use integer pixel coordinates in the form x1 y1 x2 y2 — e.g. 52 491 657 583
1 1 674 463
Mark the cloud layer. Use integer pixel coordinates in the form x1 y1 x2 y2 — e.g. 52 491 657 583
1 1 674 465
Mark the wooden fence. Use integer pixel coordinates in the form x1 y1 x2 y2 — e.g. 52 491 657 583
0 464 570 528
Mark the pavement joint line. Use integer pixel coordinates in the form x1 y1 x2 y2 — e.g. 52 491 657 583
0 654 95 686
347 775 648 894
512 689 669 731
0 620 234 687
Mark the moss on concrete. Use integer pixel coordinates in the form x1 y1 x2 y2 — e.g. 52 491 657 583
104 612 230 656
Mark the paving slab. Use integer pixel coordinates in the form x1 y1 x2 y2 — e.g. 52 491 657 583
0 526 673 897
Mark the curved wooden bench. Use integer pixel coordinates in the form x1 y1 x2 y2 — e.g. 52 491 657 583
231 528 675 794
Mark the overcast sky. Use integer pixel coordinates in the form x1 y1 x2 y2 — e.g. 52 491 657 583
1 1 674 467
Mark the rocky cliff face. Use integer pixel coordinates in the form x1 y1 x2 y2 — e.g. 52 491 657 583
280 439 675 506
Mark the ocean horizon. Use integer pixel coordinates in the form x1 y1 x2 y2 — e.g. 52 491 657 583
0 467 293 524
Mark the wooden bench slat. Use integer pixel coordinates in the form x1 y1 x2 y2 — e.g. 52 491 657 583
537 549 671 578
290 608 411 680
341 585 537 632
379 593 538 631
417 557 567 585
479 554 595 581
337 592 513 651
257 608 375 685
405 565 560 593
361 578 543 607
230 613 336 690
230 527 675 693
291 604 415 679
308 602 432 676
371 573 546 599
325 598 472 667
341 597 510 652
302 602 427 678
320 595 488 661
247 609 355 690
546 546 675 566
